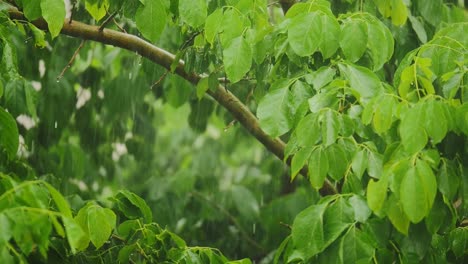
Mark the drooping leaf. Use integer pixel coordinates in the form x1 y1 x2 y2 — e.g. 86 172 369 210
320 109 340 146
309 147 329 189
325 144 347 181
318 14 340 58
257 87 293 137
63 217 89 253
366 19 394 71
223 36 252 83
111 190 153 223
348 195 372 223
423 100 447 144
291 147 313 180
367 178 388 212
399 103 427 154
292 203 328 259
204 8 223 45
339 63 383 101
135 0 167 42
386 195 410 235
40 0 66 38
390 0 408 26
340 20 368 62
85 0 109 21
0 106 19 159
305 67 336 91
178 0 207 28
400 160 437 223
294 113 321 148
87 204 116 248
339 225 374 264
288 12 322 57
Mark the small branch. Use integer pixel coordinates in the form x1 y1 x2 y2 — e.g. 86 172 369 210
56 39 86 81
99 11 118 32
150 70 169 88
69 1 76 24
112 17 126 33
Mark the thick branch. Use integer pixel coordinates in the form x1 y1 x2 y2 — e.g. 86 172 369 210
7 9 336 196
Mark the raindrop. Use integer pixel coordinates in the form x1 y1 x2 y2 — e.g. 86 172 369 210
24 40 28 44
54 121 57 128
56 79 60 83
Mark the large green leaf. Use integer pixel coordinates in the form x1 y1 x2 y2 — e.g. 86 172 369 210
366 19 394 71
135 0 167 42
63 217 89 253
112 190 153 223
340 20 368 62
288 12 322 57
0 106 19 159
40 0 65 38
223 36 252 83
400 160 437 223
320 109 340 146
309 147 329 189
204 8 223 45
292 203 328 259
179 0 207 28
386 195 410 235
257 87 293 137
339 63 383 101
399 103 427 154
423 100 447 144
294 113 321 148
291 147 313 180
325 144 347 181
372 94 395 134
87 204 116 248
318 14 340 58
22 0 42 20
366 176 388 212
339 225 374 263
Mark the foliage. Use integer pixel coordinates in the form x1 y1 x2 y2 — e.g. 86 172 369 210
0 0 467 263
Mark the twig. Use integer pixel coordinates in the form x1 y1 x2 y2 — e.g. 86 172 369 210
56 40 86 81
150 70 169 88
99 11 118 32
112 17 126 33
279 221 292 230
69 1 76 24
223 120 237 131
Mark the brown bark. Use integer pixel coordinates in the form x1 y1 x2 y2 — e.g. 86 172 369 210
7 8 337 196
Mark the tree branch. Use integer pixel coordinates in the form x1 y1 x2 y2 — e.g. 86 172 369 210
7 8 337 196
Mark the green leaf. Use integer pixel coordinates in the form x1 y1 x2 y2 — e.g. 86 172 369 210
351 150 368 180
257 87 293 137
339 63 382 101
367 178 388 212
320 109 340 146
305 67 336 91
323 198 355 249
219 9 246 46
223 36 252 83
85 0 109 21
0 106 19 159
288 12 321 57
372 94 395 134
309 147 329 189
348 195 371 223
63 217 89 253
136 0 167 42
340 20 368 62
366 19 394 71
449 227 468 258
339 226 374 264
112 190 153 223
308 91 338 113
437 160 459 201
399 104 427 154
386 195 409 235
400 160 437 223
204 8 223 45
390 0 407 26
325 144 347 181
291 148 312 180
423 100 447 144
178 0 207 28
27 23 46 48
292 203 328 258
40 0 65 38
87 204 116 248
43 182 72 218
318 14 340 58
294 113 321 148
21 0 41 20
0 213 12 245
408 14 427 43
196 77 210 100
